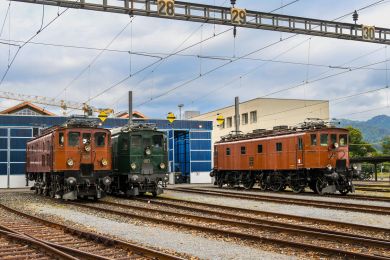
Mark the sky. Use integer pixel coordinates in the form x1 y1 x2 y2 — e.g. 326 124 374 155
0 0 390 122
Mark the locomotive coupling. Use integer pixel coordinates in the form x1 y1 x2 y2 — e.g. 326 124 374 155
66 177 77 186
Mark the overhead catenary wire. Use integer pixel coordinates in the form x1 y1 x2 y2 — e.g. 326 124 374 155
53 16 136 100
101 0 303 110
187 0 389 108
136 0 388 109
0 2 10 38
0 5 69 87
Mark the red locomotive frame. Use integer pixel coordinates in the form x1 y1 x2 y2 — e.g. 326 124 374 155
26 118 112 200
211 121 355 195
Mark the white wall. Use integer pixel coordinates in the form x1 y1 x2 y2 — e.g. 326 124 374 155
0 175 30 188
190 172 212 184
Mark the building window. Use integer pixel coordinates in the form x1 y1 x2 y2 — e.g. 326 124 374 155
13 108 41 116
276 142 282 152
250 111 257 124
226 147 230 156
241 146 246 155
320 134 328 146
311 134 317 146
242 113 248 125
257 144 263 153
226 117 232 128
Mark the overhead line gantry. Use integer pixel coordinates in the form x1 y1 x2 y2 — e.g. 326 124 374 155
8 0 390 45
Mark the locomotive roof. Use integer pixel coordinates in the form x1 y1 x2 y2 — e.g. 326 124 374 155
217 122 347 144
111 123 164 136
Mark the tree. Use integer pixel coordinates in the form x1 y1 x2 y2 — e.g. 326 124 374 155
382 136 390 155
346 126 376 158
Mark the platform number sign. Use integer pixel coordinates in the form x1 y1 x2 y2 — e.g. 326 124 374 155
158 0 175 17
362 25 375 41
231 8 246 25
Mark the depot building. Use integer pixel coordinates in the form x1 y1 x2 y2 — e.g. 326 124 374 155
0 102 212 188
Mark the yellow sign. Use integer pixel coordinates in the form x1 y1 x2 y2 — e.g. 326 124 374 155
362 25 375 41
157 0 175 16
216 115 225 126
98 111 108 122
231 8 246 25
167 112 176 123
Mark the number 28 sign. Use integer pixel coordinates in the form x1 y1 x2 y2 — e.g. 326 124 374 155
158 0 175 17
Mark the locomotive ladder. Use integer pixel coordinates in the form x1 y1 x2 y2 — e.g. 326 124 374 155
9 0 390 45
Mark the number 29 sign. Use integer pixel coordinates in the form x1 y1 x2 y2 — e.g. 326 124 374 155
231 8 246 25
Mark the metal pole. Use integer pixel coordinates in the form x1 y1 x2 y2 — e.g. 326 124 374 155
374 163 378 181
234 96 240 134
128 91 133 125
178 104 184 120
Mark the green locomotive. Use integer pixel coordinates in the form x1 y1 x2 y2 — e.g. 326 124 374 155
110 124 168 197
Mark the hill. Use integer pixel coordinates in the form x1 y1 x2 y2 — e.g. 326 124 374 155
337 115 390 149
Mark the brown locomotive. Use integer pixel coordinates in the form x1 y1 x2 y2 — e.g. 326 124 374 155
211 120 355 195
26 117 112 200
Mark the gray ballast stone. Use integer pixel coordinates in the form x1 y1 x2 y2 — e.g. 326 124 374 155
34 204 295 260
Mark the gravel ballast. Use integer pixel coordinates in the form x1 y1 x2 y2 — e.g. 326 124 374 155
162 190 390 228
33 204 294 260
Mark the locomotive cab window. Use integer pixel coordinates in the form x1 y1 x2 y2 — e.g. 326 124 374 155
131 135 142 147
311 134 317 146
94 132 106 147
59 132 64 146
68 132 80 146
298 138 303 150
241 146 246 155
320 134 328 146
339 134 348 146
276 142 282 152
331 134 337 145
257 144 263 153
226 147 231 156
121 136 129 151
152 135 163 148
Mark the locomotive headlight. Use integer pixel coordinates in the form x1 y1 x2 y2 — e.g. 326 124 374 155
102 176 111 185
326 164 332 171
101 158 108 166
67 158 74 167
66 177 76 186
159 162 166 169
145 148 151 156
85 144 91 152
132 175 139 181
352 164 358 170
130 162 137 170
334 142 339 148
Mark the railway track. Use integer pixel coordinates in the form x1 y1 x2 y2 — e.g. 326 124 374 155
207 186 390 202
355 187 390 193
68 199 390 259
0 229 77 259
166 187 390 215
0 203 182 260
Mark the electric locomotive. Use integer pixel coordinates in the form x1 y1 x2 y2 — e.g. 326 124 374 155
26 117 112 200
211 120 356 195
110 123 168 197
